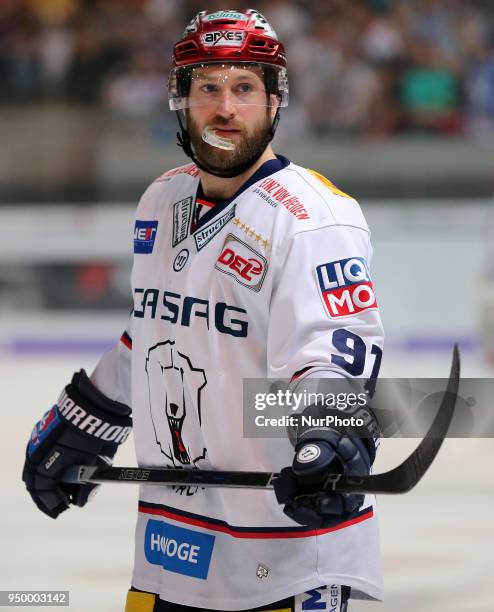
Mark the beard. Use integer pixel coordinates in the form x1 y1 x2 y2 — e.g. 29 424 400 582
186 110 273 174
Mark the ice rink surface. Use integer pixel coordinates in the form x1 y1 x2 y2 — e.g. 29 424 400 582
1 348 493 612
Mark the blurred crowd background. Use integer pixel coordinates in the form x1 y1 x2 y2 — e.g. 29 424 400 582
2 0 494 139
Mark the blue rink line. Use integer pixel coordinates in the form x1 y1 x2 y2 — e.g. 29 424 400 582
4 338 115 355
0 336 478 355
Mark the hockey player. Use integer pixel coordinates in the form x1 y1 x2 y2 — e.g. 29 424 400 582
22 9 385 612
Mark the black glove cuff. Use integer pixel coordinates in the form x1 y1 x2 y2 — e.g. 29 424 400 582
57 371 132 446
72 369 131 416
297 427 375 467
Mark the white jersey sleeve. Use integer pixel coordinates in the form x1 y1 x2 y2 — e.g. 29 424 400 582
90 318 133 407
268 222 383 383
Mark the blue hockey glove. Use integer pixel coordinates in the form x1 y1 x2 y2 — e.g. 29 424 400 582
22 370 132 519
273 430 372 529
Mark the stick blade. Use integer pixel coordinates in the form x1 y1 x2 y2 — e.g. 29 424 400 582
329 344 460 494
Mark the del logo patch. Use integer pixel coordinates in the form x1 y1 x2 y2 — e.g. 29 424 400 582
144 519 215 579
134 220 158 254
216 234 267 292
316 257 378 318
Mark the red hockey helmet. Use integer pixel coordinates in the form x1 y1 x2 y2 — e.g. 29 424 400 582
168 9 289 110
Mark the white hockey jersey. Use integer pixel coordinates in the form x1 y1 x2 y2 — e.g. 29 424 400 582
92 156 385 610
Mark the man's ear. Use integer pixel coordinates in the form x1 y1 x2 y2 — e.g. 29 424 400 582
269 94 280 119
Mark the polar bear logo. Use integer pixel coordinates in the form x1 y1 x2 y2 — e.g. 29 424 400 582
145 340 207 467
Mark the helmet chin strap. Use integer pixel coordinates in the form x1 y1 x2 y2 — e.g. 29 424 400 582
176 110 280 179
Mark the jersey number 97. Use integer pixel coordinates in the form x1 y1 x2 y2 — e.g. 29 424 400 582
331 328 382 396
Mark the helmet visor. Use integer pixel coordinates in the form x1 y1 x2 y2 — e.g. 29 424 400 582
169 62 288 111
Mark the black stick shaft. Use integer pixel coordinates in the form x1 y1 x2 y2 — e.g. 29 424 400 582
63 346 460 495
61 465 392 493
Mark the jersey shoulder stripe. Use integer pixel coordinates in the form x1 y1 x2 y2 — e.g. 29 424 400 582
120 331 132 350
154 163 200 183
306 168 353 200
279 164 368 232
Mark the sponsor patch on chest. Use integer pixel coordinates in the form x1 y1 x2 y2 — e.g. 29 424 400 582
254 177 310 220
316 256 378 318
216 234 267 291
173 197 193 246
194 207 235 250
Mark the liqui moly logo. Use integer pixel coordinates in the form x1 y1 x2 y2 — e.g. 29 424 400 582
316 257 378 318
215 234 267 291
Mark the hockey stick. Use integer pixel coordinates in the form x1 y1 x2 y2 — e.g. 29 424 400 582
63 345 460 495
